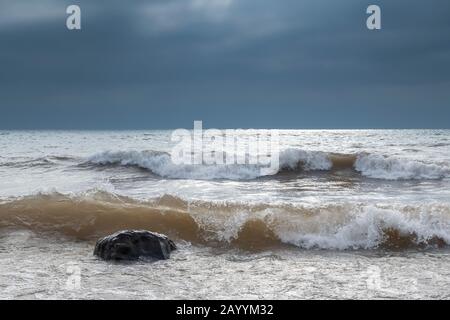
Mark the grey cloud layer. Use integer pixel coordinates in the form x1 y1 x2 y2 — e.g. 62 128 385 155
1 0 449 128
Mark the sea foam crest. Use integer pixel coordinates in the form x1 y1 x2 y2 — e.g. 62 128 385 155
354 154 449 180
87 149 450 181
88 149 334 180
88 150 264 180
276 204 450 249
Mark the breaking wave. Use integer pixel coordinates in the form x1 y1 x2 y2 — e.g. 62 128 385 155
87 150 263 180
1 191 449 250
86 149 450 181
354 154 449 180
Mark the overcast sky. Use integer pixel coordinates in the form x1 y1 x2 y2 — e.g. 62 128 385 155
1 0 449 129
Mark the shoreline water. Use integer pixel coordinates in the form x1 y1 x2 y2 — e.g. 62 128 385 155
0 130 449 299
1 229 449 300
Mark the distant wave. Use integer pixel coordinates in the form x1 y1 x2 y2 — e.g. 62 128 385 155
354 153 449 180
0 156 77 168
86 149 450 181
1 191 449 250
87 150 264 180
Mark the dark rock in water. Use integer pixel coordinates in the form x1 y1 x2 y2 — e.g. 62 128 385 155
94 230 176 261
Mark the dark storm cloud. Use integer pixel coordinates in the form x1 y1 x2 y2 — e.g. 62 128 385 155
0 0 449 129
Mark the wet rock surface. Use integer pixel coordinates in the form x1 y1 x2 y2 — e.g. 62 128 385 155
94 230 176 261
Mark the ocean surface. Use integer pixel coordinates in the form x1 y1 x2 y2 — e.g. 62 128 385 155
0 129 450 299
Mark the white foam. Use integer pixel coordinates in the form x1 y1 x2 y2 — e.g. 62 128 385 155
279 148 332 171
88 149 450 181
184 201 450 249
354 154 449 180
88 150 264 180
268 204 450 249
